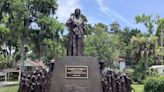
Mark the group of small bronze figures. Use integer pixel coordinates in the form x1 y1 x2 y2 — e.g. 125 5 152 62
18 69 133 92
101 69 133 92
18 69 52 92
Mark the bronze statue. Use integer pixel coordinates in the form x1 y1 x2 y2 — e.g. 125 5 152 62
66 8 86 56
101 70 133 92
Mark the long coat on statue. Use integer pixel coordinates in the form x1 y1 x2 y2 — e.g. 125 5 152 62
66 14 85 56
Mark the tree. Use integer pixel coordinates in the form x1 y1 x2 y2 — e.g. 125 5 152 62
0 0 64 69
0 54 8 69
131 35 158 81
156 18 164 36
135 14 159 68
156 18 164 64
121 28 141 66
135 14 159 35
131 35 158 68
109 21 121 34
109 21 126 57
0 25 10 45
85 23 123 67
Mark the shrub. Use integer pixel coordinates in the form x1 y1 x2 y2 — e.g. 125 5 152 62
0 54 8 69
132 61 146 83
144 76 164 92
10 72 19 80
124 68 134 78
146 68 159 77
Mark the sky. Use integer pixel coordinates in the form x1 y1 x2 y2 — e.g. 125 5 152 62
56 0 164 33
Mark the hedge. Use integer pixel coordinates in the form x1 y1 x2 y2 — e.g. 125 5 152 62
144 76 164 92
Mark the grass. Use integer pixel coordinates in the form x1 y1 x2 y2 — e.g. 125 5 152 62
0 85 18 92
0 84 144 92
132 84 144 92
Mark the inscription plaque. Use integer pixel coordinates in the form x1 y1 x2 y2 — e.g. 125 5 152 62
65 66 88 79
63 84 90 92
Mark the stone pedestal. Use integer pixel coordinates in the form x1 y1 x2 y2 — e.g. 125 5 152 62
49 56 103 92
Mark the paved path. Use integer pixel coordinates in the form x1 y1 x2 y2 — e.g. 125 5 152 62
0 81 18 87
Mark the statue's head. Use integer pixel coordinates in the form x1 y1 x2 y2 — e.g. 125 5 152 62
75 8 81 16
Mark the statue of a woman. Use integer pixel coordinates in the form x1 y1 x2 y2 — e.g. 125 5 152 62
66 9 86 56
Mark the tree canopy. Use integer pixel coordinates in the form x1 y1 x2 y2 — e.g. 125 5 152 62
0 1 163 73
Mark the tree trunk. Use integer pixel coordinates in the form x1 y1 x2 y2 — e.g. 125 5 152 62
131 57 134 67
20 37 25 72
161 30 164 64
144 50 148 69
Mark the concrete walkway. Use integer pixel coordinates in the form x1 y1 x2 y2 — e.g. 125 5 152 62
0 81 19 87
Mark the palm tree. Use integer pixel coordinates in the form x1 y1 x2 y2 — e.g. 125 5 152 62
131 36 158 69
156 18 164 64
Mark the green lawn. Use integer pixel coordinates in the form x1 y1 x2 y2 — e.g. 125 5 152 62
132 84 144 92
0 84 144 92
0 85 18 92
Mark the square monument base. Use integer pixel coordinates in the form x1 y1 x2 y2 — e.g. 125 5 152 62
49 56 103 92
